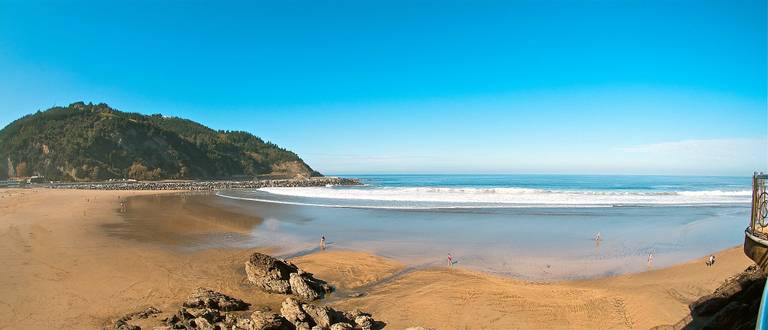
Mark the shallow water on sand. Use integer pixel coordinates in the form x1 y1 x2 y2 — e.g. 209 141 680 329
105 193 261 248
112 191 749 281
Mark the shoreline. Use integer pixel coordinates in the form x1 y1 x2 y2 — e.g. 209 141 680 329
0 188 754 329
200 190 747 281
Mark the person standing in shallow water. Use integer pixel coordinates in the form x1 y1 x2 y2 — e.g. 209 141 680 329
594 232 602 248
447 253 453 267
320 236 326 251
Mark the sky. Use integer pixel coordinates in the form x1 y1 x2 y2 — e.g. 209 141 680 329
0 0 766 175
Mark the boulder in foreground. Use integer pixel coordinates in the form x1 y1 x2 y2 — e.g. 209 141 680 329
280 297 384 330
114 307 161 330
130 288 384 330
245 252 332 300
183 287 250 311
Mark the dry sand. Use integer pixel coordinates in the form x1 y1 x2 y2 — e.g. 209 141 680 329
323 248 749 329
0 189 753 329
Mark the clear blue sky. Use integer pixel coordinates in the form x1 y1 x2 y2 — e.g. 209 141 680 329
1 0 766 175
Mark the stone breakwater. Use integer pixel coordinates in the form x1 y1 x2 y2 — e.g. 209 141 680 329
49 177 360 191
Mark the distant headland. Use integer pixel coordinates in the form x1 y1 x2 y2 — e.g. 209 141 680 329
0 102 320 182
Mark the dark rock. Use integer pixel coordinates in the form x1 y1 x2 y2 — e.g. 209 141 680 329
222 313 240 327
114 319 141 330
303 275 332 299
280 297 310 328
117 283 379 330
302 303 332 328
342 309 367 322
691 265 763 316
115 306 161 329
277 298 382 330
290 273 320 301
330 323 354 330
246 253 298 294
165 307 226 330
246 253 332 300
234 317 257 330
192 317 216 330
661 265 767 329
183 287 249 311
251 311 292 330
187 308 223 323
135 307 161 319
354 315 374 330
708 301 753 330
164 308 193 329
162 314 180 324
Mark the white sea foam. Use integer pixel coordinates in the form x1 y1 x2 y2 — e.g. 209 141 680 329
253 186 751 207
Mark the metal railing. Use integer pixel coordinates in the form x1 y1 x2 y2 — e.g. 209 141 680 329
747 172 768 240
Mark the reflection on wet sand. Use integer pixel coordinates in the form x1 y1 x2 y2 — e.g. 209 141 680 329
103 190 748 280
105 193 263 247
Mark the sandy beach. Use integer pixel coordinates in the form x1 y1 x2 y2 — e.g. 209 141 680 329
0 189 753 329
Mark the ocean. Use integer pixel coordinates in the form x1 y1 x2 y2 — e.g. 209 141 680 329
230 174 751 209
210 174 752 280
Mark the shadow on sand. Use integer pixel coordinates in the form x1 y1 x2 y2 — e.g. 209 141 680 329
653 265 766 330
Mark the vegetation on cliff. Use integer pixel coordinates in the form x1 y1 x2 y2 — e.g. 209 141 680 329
0 102 320 181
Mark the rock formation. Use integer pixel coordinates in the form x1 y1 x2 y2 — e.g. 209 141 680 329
114 251 392 329
289 272 321 301
115 307 161 330
183 287 250 311
245 253 299 294
249 311 291 330
162 289 254 330
655 265 766 329
279 297 382 330
687 265 766 329
245 252 332 300
114 288 383 330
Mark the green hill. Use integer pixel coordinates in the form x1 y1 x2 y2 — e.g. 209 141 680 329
0 102 321 181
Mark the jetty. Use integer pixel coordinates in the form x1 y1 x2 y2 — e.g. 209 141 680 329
43 176 360 191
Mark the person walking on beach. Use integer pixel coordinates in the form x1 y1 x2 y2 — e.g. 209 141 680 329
447 253 453 268
647 252 654 268
706 254 716 267
320 236 326 251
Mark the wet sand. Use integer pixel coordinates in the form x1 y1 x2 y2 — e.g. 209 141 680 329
105 193 263 247
323 247 749 329
217 189 749 280
0 189 753 329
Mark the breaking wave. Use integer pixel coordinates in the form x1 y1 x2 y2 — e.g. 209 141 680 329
216 186 751 209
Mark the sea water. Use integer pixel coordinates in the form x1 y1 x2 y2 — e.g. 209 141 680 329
215 174 751 280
